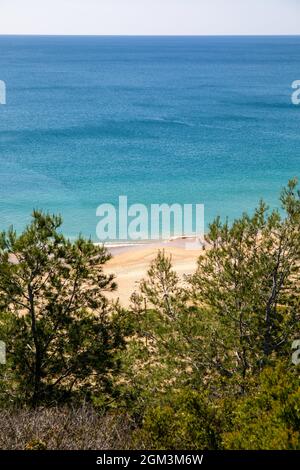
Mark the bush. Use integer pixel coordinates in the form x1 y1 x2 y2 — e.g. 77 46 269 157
223 362 300 449
133 389 222 450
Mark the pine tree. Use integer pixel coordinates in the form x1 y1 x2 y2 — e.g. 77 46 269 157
190 179 300 389
0 211 124 406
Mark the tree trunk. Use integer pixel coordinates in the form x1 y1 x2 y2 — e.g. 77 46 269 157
28 284 42 406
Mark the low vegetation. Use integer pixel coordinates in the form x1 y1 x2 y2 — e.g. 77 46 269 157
0 180 299 449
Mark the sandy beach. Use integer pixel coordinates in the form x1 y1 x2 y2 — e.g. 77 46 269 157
103 238 204 306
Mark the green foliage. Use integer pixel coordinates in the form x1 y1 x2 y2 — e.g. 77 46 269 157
0 211 125 406
133 388 222 450
120 250 205 419
223 361 300 449
121 180 300 449
140 250 189 318
189 179 300 389
0 181 300 449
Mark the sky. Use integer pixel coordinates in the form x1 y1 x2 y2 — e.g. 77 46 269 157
0 0 299 35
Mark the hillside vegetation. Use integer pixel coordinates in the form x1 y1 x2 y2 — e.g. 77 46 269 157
0 180 299 450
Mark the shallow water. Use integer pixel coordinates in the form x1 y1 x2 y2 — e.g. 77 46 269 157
0 36 300 240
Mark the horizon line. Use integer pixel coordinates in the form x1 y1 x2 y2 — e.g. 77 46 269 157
0 34 300 37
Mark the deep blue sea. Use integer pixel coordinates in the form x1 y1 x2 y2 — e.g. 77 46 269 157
0 36 300 240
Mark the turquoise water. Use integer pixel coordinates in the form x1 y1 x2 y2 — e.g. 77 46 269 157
0 36 300 240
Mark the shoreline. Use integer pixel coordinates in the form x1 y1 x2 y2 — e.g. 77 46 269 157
99 235 207 256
